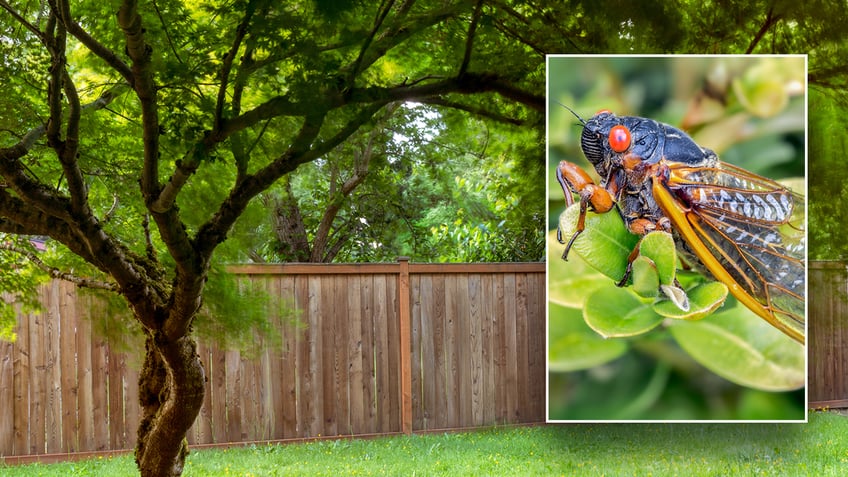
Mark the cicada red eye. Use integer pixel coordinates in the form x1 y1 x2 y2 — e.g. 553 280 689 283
609 125 631 153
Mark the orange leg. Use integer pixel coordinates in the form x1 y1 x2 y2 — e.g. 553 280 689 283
556 161 615 260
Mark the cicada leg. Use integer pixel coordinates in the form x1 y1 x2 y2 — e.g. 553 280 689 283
556 161 615 260
615 217 672 287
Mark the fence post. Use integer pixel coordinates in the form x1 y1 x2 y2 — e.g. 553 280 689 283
397 257 413 434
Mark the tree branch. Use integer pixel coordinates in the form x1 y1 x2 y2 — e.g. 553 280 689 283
350 72 545 112
339 6 459 80
218 71 541 148
745 7 781 54
0 0 46 42
117 0 161 204
51 0 133 81
0 83 128 223
214 0 257 131
458 0 484 77
421 97 528 125
59 69 90 215
194 103 387 263
347 0 396 86
44 11 64 145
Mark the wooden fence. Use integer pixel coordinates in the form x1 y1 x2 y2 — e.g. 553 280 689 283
0 260 545 461
809 261 848 408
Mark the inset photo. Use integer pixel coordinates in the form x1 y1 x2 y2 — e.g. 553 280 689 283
546 55 807 422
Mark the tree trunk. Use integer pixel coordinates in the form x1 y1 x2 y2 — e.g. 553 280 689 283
270 180 312 262
135 330 206 477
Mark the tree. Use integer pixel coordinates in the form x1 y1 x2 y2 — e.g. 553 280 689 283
0 1 543 475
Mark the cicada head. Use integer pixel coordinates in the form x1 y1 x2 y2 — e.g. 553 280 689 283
580 115 608 167
581 110 717 170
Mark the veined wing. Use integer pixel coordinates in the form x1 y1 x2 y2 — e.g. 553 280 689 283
654 162 805 344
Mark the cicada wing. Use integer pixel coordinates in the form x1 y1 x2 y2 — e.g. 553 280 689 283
656 163 805 343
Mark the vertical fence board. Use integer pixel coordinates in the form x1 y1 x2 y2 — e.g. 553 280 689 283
224 349 242 442
75 294 93 451
336 275 352 435
417 275 436 430
279 275 298 438
192 341 213 444
58 281 78 453
514 274 529 422
481 274 496 425
13 302 30 455
409 274 423 431
29 295 46 455
468 274 483 427
266 276 283 440
303 275 322 437
386 275 401 433
126 364 140 447
359 275 377 434
107 347 123 449
321 275 338 437
294 275 310 438
455 274 472 427
0 338 14 455
44 281 61 453
348 274 365 435
444 274 458 428
431 274 447 429
91 338 110 450
528 273 545 421
245 349 261 441
210 347 227 444
3 262 545 459
398 259 412 434
503 274 518 422
373 275 390 433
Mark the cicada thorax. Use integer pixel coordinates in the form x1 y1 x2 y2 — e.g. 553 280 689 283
579 111 716 238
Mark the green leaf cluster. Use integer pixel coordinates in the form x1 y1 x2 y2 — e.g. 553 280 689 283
0 237 48 342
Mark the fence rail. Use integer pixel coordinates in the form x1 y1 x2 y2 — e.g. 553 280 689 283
0 260 545 460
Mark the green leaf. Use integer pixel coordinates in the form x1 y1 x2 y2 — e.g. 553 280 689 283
637 231 677 286
557 203 639 282
546 230 610 308
548 304 628 372
631 256 659 299
668 305 804 391
654 281 728 320
584 286 664 337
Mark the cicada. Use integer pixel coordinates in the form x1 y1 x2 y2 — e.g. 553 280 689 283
556 108 805 344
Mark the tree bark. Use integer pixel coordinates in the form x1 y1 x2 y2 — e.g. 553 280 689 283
269 179 313 262
135 331 206 477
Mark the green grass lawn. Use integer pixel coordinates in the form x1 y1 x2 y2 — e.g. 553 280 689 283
3 411 847 476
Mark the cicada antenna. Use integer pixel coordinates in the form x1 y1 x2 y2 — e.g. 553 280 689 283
551 100 587 125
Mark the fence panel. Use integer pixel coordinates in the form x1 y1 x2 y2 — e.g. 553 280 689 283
408 265 546 430
809 261 848 407
1 261 545 461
